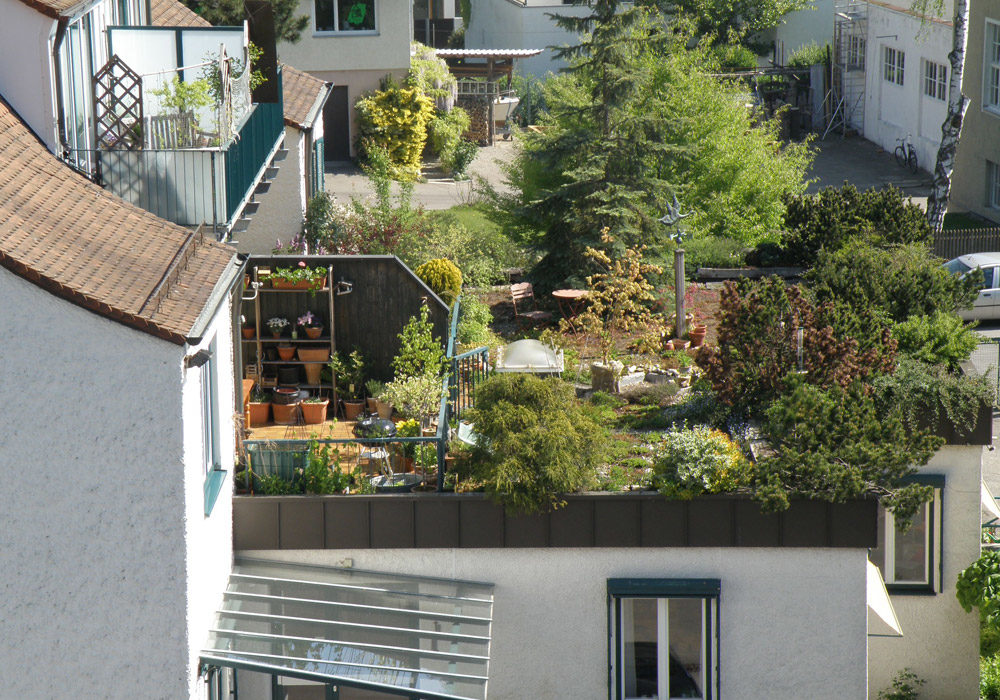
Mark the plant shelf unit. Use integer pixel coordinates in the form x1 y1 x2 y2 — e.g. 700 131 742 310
242 265 337 409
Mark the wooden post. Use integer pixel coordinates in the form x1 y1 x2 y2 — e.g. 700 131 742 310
675 249 685 339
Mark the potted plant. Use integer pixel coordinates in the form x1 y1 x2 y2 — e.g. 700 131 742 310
271 262 328 290
365 379 384 413
382 373 441 422
375 385 394 419
329 349 366 420
688 324 708 348
266 316 289 338
301 396 330 424
241 315 255 339
297 310 324 339
247 385 271 427
394 418 420 472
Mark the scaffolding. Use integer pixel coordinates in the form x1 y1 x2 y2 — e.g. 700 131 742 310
823 0 868 138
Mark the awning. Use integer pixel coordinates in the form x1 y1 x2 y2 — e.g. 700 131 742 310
867 561 903 637
200 557 494 700
983 481 1000 524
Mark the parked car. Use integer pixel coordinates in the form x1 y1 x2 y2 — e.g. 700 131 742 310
943 252 1000 320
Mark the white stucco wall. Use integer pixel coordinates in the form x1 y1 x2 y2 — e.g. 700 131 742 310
867 445 983 699
182 300 237 700
244 547 869 699
277 0 411 75
0 0 58 150
239 126 307 253
863 3 952 172
0 268 189 697
0 268 237 699
466 0 591 77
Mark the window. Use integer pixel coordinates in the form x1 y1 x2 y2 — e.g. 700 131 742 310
847 35 865 69
986 20 1000 112
883 46 905 86
315 0 376 33
609 579 719 700
197 338 226 516
870 483 942 592
923 59 947 100
989 160 1000 208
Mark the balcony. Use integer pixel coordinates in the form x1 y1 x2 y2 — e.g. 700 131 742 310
66 26 285 235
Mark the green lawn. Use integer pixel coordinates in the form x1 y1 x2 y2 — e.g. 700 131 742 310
429 205 501 237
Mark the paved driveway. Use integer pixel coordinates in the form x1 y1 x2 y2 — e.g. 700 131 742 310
324 138 517 210
806 134 932 204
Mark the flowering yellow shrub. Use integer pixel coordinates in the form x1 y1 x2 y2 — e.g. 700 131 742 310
355 84 435 180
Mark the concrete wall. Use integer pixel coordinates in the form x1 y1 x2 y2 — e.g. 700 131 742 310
868 445 983 698
951 0 1000 220
243 547 870 699
277 0 411 75
466 0 591 77
0 268 190 698
0 0 58 150
773 0 834 65
239 126 306 253
863 3 951 172
182 301 237 700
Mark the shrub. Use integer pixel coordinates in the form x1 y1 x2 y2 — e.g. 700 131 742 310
408 42 457 106
416 258 462 305
787 41 829 67
806 242 979 323
457 294 500 348
681 235 747 276
877 669 925 700
755 381 940 521
871 357 996 436
428 107 471 163
405 214 527 288
984 656 1000 700
393 305 447 379
446 139 479 177
779 185 932 266
713 43 757 69
652 427 749 497
355 80 435 179
892 312 978 367
465 374 605 513
382 372 441 419
696 278 896 410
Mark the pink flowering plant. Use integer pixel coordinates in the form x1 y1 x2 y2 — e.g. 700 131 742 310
297 310 322 329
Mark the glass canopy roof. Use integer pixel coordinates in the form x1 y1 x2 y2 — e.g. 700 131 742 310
201 557 494 700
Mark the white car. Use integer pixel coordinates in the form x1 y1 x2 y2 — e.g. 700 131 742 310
943 252 1000 320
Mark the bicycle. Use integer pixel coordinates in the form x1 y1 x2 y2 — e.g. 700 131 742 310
894 135 919 174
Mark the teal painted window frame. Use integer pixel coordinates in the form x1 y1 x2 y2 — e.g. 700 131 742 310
201 338 226 516
311 137 325 198
607 579 721 700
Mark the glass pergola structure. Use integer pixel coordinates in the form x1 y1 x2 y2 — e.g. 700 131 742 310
201 557 494 699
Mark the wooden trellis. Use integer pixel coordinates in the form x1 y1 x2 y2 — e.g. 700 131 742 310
94 55 143 150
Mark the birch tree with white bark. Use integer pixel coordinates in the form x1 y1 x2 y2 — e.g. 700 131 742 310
923 0 971 232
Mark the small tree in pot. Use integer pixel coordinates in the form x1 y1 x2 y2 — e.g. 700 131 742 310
329 349 366 420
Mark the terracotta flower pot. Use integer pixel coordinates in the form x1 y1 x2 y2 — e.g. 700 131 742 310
672 338 690 350
242 327 256 339
271 278 312 290
247 401 271 427
301 399 330 425
366 397 379 412
305 326 323 339
277 345 296 361
342 399 365 421
270 329 283 339
376 400 393 419
297 347 330 384
689 325 707 348
272 402 300 425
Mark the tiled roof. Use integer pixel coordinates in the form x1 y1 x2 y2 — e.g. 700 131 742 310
0 100 237 345
149 0 210 27
13 0 83 18
281 64 331 129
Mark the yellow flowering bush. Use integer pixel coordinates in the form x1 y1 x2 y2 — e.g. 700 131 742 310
355 82 435 180
652 426 750 496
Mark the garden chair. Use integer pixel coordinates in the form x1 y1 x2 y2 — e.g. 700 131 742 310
510 282 553 328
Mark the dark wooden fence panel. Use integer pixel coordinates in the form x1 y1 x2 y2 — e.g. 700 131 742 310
233 493 878 551
933 228 1000 259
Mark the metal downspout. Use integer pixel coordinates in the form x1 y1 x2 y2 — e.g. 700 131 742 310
52 17 69 155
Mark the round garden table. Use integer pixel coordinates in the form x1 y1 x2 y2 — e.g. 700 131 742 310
551 289 588 332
